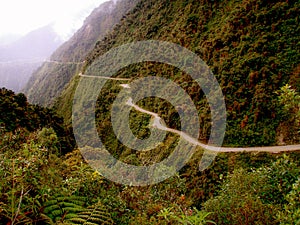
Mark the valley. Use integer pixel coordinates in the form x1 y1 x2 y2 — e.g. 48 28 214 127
0 0 299 224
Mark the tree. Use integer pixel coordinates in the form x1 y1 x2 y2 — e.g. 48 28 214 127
276 84 300 143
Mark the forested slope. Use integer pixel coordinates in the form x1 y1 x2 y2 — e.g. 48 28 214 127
1 0 299 224
60 0 299 147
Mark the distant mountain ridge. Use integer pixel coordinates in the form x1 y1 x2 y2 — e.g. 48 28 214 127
50 0 116 62
0 25 62 92
0 25 62 61
23 0 139 106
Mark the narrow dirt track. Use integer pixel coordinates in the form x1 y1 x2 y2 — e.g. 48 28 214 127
79 73 131 81
44 60 84 65
126 97 300 153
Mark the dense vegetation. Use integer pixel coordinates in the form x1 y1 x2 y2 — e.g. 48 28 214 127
50 0 300 147
0 88 74 153
0 88 299 224
81 0 299 147
1 0 299 224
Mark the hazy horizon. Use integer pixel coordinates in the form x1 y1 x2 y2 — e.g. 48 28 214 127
0 0 110 41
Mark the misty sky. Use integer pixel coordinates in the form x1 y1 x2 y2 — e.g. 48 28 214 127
0 0 109 40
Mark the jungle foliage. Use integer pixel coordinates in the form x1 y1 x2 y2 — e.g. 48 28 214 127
1 0 299 224
57 0 300 146
0 88 299 224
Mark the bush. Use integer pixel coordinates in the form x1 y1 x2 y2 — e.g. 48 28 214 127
203 155 300 225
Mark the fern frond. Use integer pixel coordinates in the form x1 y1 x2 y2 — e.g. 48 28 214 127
52 209 64 217
43 195 87 223
69 218 87 223
68 201 114 225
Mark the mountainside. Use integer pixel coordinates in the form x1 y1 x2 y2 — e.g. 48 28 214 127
23 0 139 106
0 60 42 92
1 1 299 224
0 88 74 153
56 0 299 147
0 25 62 92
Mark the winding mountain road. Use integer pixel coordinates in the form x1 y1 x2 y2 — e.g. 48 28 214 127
126 97 300 153
78 71 300 153
43 60 85 65
79 73 131 81
0 59 84 65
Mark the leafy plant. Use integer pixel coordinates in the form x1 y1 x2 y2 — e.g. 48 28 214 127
42 195 87 223
68 201 114 225
203 155 300 225
276 84 300 143
158 207 215 225
277 178 300 225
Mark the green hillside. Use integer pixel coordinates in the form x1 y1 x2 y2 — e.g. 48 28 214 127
0 88 75 153
59 0 299 147
1 0 299 224
1 86 299 224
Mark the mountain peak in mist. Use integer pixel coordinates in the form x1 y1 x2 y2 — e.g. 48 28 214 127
0 25 63 92
0 24 63 62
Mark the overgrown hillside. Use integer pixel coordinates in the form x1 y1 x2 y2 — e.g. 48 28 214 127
2 0 299 224
0 88 75 153
23 0 139 106
58 0 299 147
0 87 299 224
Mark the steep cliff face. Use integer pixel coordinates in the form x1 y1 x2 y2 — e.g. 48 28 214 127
49 1 117 63
23 0 139 106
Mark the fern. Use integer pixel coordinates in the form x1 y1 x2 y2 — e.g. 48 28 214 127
43 195 87 223
69 201 114 225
